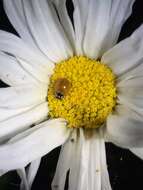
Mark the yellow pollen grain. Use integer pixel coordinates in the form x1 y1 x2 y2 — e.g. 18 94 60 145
48 56 117 129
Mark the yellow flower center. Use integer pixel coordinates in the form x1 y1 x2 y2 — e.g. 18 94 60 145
48 56 117 128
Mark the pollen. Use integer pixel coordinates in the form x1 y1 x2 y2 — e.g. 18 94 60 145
48 56 117 129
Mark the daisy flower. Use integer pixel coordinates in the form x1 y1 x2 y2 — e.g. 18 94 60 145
0 0 143 189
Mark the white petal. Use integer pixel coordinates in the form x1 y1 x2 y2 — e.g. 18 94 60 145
0 31 54 83
0 102 48 142
4 0 36 47
68 129 85 190
52 131 75 190
52 0 75 52
23 0 73 62
116 29 143 88
0 84 47 108
27 158 41 189
18 58 52 84
100 131 112 190
17 169 30 190
83 0 135 59
17 158 41 190
53 128 111 190
117 60 143 113
0 107 32 123
107 105 143 148
0 52 36 86
117 86 143 114
0 119 70 172
102 24 143 76
73 0 89 55
52 129 84 190
118 75 143 88
69 129 111 190
130 148 143 160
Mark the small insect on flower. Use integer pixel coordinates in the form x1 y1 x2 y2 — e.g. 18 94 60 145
54 78 71 99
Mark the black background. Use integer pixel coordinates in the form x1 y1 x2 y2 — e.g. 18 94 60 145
0 0 143 190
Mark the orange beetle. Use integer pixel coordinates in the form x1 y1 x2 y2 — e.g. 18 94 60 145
54 78 71 99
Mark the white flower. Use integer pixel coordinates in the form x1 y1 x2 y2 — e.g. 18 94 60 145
0 0 143 190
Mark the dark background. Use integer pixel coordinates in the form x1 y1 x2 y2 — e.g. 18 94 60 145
0 0 143 189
